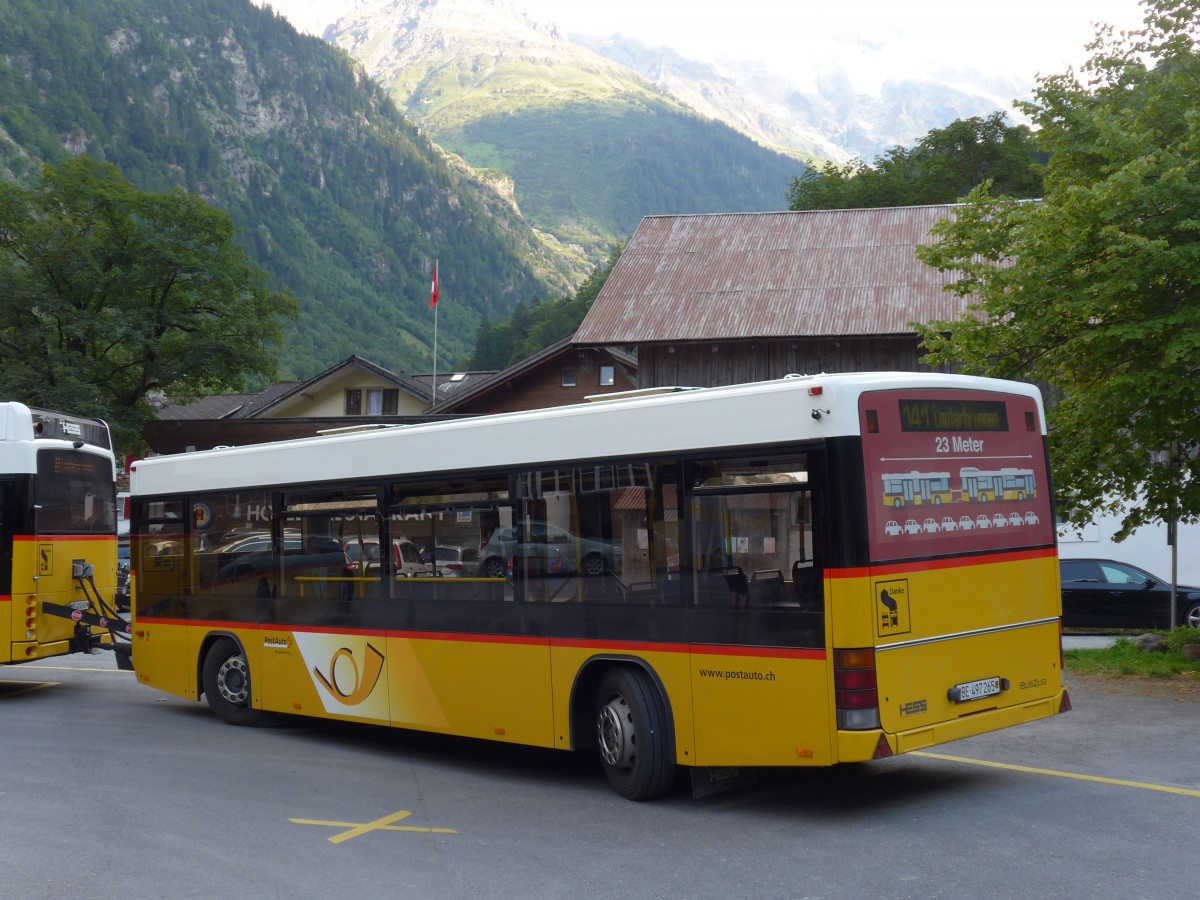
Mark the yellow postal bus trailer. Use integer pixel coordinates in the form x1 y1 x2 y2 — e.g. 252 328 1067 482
128 373 1069 800
1 402 128 666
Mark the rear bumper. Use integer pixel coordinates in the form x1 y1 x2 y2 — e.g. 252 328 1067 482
837 687 1067 761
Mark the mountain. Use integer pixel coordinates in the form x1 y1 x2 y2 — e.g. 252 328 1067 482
312 0 807 257
267 0 1030 167
569 36 853 164
575 35 1029 165
258 0 1030 255
0 0 577 380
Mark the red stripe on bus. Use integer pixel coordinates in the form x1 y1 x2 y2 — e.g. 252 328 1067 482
178 619 392 639
12 534 116 542
691 644 827 660
830 546 1057 579
132 617 825 658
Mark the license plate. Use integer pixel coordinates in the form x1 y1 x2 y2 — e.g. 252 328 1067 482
948 676 1001 703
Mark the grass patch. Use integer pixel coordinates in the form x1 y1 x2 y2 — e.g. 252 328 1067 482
1065 628 1200 678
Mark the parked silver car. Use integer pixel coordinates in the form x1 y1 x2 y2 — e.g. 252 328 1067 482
478 522 619 578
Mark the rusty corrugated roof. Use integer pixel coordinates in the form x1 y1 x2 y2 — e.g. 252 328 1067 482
574 206 967 344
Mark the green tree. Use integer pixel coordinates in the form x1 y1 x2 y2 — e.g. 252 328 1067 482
913 0 1200 536
0 156 297 453
787 112 1044 210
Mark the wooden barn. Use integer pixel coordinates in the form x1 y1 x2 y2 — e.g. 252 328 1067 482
574 206 967 387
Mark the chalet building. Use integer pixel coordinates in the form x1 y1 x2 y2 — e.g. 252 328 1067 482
431 338 638 415
573 206 967 388
144 356 443 455
144 343 638 454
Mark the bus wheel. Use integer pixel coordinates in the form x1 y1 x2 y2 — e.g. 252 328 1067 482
202 638 260 727
595 668 674 800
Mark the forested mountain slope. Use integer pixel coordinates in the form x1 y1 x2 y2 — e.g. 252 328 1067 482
0 0 575 378
323 0 805 257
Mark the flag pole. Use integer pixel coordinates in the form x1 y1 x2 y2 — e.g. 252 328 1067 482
430 259 439 411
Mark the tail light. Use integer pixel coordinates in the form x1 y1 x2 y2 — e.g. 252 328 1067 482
834 647 880 730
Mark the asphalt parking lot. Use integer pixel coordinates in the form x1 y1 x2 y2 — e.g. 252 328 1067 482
1 654 1195 899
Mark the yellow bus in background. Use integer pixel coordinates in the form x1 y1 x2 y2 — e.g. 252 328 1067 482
129 373 1069 800
1 403 120 665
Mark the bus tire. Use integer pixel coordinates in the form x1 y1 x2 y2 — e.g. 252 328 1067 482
1184 602 1200 629
595 667 675 800
202 638 260 727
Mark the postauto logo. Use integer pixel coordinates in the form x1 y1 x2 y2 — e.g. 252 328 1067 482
293 633 388 720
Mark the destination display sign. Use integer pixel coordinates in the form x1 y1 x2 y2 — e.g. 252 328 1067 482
898 398 1009 433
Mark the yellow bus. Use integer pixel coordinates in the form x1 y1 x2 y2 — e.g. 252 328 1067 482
1 402 122 665
960 466 1038 503
128 373 1069 800
880 469 954 509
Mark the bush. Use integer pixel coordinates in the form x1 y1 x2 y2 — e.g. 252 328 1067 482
1065 632 1200 678
1164 627 1200 653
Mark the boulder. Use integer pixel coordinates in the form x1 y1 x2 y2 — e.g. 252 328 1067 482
1134 633 1168 653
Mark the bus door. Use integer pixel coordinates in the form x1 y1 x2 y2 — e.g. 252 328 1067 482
686 454 832 767
1 481 14 660
384 475 550 745
130 499 194 696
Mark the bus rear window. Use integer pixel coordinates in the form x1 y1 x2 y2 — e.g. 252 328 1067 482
36 449 115 534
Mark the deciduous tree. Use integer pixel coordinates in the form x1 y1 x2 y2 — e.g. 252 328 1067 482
0 157 297 453
914 0 1200 535
787 112 1044 210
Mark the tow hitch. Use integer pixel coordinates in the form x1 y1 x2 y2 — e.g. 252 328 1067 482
40 563 133 671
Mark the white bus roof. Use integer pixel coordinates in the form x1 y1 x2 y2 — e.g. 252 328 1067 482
130 373 1044 496
0 401 116 476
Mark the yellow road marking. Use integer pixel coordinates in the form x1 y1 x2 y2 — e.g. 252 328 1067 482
289 809 458 843
913 751 1200 798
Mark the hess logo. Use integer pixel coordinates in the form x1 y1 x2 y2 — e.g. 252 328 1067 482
313 643 385 706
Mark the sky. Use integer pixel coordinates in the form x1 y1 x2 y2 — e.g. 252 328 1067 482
514 0 1150 94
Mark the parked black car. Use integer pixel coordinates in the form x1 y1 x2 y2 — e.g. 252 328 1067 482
115 540 131 612
1060 558 1200 629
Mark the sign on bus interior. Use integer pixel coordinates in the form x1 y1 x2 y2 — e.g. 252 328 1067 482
861 389 1055 561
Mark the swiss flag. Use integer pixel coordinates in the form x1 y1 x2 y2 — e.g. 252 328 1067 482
429 262 439 309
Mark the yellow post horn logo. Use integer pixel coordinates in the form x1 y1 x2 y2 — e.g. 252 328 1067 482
313 643 385 706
